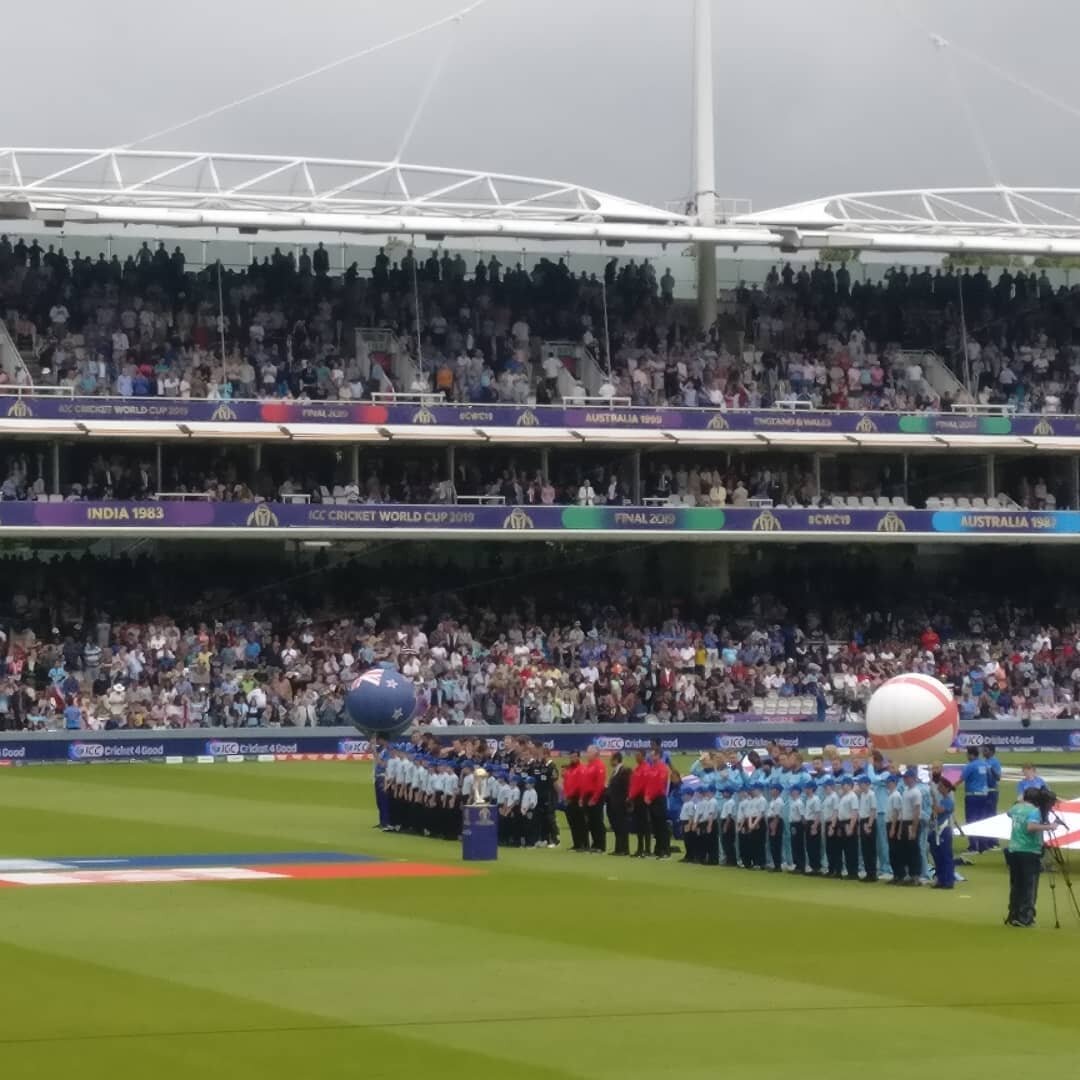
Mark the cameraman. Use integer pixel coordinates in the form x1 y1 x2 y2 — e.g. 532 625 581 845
1005 788 1059 928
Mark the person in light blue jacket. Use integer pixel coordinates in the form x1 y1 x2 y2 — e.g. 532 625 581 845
867 752 894 879
918 773 934 883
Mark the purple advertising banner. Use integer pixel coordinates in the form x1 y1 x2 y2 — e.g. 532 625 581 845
0 501 1076 537
1 395 1075 438
0 724 1076 765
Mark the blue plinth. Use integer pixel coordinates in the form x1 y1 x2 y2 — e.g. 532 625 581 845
461 803 499 862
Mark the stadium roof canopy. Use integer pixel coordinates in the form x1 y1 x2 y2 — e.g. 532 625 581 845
5 148 1080 256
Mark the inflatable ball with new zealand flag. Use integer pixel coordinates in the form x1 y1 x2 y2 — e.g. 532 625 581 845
345 665 417 737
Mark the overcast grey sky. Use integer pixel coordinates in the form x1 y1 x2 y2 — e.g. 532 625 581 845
3 0 1077 210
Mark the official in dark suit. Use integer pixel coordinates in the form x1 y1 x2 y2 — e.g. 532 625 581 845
605 752 632 855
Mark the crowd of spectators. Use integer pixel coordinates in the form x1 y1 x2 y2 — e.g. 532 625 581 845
5 231 1080 415
0 550 1078 732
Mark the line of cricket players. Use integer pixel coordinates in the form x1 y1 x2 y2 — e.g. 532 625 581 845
375 737 562 847
375 737 959 887
673 750 957 886
678 768 955 887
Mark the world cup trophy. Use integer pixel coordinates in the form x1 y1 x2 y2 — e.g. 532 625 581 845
471 766 489 806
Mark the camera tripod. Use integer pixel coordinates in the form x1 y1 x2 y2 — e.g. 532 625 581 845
1044 815 1080 930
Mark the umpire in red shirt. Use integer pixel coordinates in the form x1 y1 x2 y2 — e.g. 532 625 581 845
644 750 672 859
562 750 589 852
580 745 608 853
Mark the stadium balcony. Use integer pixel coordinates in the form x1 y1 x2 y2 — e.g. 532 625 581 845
1 231 1078 416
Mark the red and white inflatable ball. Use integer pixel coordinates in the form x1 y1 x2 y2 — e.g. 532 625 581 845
865 674 959 761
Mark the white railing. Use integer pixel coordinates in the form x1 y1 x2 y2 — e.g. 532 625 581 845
773 399 813 411
370 391 446 405
456 494 506 505
0 383 75 397
561 395 632 407
152 492 214 501
950 402 1017 417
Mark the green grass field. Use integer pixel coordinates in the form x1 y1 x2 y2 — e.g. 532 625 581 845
1 756 1078 1080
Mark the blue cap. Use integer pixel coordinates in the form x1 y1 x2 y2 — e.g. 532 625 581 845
790 782 802 792
903 767 918 779
769 781 783 791
885 773 899 784
822 776 836 786
840 775 854 786
525 776 536 785
855 773 870 784
749 782 763 791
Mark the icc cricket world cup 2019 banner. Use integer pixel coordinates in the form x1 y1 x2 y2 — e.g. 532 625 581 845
2 395 1078 438
0 501 1073 538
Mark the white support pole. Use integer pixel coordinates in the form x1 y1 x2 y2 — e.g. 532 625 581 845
693 0 718 333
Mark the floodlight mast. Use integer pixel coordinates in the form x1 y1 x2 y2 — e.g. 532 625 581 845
692 0 718 331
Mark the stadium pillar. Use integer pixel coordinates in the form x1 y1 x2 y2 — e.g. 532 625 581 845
901 453 909 504
50 442 59 496
155 443 163 491
350 444 360 486
1072 455 1079 510
693 0 718 332
689 543 730 596
812 453 822 498
446 445 455 488
540 447 550 483
632 450 642 503
985 453 995 500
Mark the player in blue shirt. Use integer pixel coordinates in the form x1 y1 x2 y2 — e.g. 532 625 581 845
803 780 823 875
930 778 957 889
981 743 1003 849
788 782 806 875
918 772 934 883
678 789 697 863
821 777 841 878
719 785 738 866
960 747 991 853
866 753 894 879
766 781 785 872
700 789 720 866
745 782 767 869
1016 764 1047 800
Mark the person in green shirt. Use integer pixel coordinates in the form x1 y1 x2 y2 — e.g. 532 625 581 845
1005 789 1059 928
